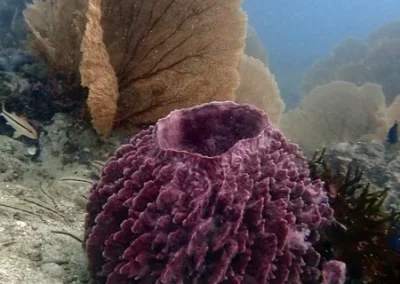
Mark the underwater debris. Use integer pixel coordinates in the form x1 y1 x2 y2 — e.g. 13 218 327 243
58 176 94 185
26 145 37 155
309 148 400 283
50 230 82 243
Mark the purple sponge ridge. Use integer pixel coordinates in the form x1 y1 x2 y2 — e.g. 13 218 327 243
84 101 337 283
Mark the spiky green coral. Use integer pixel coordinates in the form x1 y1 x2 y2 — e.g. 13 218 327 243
309 148 400 283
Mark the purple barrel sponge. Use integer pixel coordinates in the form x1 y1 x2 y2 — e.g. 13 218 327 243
84 101 337 284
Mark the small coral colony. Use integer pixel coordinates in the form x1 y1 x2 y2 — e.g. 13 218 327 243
0 0 399 282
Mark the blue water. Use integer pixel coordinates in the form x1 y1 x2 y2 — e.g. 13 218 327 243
243 0 400 68
243 0 400 107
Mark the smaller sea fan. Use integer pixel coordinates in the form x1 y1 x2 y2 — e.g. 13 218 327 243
84 101 340 284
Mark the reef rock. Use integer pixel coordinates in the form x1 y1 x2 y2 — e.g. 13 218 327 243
326 141 400 209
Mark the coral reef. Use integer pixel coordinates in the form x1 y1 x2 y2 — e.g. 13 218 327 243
302 20 400 104
383 95 400 128
101 0 246 132
326 141 400 209
24 0 247 135
23 0 87 87
0 38 85 136
0 48 34 72
83 101 341 283
368 20 400 42
0 135 34 182
79 0 119 135
280 81 387 156
302 37 367 94
244 25 268 64
37 113 124 168
234 54 284 125
309 149 400 283
16 81 65 121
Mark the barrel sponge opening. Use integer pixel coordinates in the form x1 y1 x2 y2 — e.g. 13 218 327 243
156 101 268 157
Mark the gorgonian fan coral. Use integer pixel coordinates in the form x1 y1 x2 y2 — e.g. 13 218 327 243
83 101 343 283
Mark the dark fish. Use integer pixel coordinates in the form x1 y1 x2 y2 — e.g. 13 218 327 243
390 222 400 253
387 120 398 144
390 234 400 252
